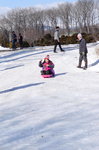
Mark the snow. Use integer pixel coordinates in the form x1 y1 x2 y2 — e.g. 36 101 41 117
0 43 99 150
0 46 10 51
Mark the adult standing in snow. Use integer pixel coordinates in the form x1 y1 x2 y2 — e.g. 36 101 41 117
18 33 23 49
11 31 17 50
77 33 88 70
53 26 64 53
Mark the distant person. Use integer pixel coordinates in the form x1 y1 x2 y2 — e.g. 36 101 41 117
11 31 17 50
18 33 23 49
54 26 64 53
77 33 88 70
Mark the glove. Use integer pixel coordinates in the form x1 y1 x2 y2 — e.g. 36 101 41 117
80 52 85 55
41 59 45 63
82 52 85 55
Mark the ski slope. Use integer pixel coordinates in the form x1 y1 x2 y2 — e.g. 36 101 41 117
0 43 99 150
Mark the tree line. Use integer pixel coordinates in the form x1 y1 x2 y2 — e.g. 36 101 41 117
0 0 99 47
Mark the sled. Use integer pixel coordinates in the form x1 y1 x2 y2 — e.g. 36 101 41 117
41 74 54 78
41 69 55 78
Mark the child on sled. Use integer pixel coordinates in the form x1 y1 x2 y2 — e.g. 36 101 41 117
39 55 55 77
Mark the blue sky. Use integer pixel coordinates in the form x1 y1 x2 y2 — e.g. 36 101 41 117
0 0 76 8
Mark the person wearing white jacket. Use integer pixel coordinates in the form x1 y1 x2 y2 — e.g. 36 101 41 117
54 26 64 53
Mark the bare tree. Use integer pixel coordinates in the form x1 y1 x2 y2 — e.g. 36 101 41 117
74 0 95 33
0 0 98 46
58 2 72 35
45 8 59 30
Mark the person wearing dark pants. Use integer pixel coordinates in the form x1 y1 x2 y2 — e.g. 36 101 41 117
77 33 88 70
54 26 64 53
19 33 23 49
78 52 88 69
12 31 17 50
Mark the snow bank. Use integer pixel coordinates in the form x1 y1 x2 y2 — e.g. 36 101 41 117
0 46 10 51
95 43 99 56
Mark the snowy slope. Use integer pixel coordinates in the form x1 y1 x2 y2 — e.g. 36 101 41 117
0 43 99 150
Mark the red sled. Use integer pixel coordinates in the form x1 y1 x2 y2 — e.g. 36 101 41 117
41 74 54 78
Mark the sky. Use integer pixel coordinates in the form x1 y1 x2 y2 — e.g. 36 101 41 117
0 0 97 19
0 0 76 8
0 0 76 14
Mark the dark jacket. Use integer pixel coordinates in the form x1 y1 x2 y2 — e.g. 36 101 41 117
79 38 88 54
12 33 17 42
19 35 23 43
39 60 54 69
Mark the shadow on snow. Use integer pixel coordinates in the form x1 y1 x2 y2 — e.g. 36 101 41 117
0 64 24 72
0 49 52 64
89 59 99 67
55 72 67 77
0 82 45 94
1 107 99 149
0 45 79 64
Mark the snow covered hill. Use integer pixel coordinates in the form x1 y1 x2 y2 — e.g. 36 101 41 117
0 43 99 150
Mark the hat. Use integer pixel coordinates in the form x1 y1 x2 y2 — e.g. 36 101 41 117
46 55 49 57
44 57 49 60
